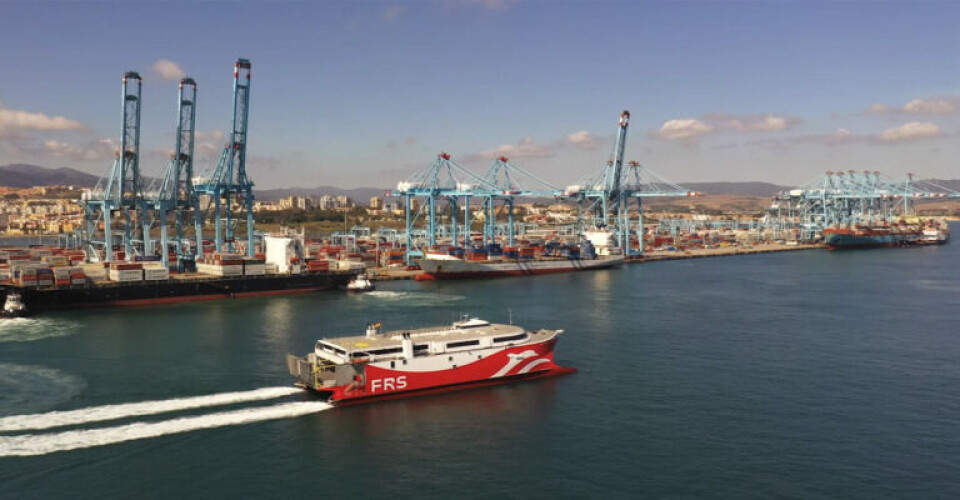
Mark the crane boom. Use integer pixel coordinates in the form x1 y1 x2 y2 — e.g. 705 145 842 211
608 110 630 198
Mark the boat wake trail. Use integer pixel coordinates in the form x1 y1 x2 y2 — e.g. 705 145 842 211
365 291 465 305
0 386 303 432
0 401 332 457
0 318 81 343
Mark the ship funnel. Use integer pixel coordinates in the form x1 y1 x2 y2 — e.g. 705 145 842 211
401 332 414 360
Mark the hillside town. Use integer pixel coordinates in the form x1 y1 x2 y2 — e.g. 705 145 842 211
0 185 595 236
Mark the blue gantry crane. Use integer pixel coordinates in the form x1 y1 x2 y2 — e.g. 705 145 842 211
564 111 697 256
194 59 256 257
480 156 563 246
82 71 149 262
393 152 497 262
151 77 202 269
773 170 959 240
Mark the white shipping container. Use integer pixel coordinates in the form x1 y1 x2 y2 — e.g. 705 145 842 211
71 278 87 285
109 269 143 281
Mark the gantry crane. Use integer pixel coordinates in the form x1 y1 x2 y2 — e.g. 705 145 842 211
194 59 256 257
81 71 149 262
392 152 496 263
565 111 696 256
151 77 202 268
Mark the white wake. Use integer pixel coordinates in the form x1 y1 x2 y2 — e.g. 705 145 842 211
0 401 331 457
0 386 303 432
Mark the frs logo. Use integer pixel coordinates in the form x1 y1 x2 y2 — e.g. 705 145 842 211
369 376 408 393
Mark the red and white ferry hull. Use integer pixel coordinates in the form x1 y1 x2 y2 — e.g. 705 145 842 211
311 338 574 404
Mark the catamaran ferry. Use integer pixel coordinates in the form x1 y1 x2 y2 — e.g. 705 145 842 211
286 317 575 404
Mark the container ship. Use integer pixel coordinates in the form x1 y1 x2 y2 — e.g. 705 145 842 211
286 316 576 405
0 235 360 313
415 230 624 280
823 219 949 250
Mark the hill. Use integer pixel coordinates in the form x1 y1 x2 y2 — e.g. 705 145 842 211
4 164 957 200
0 164 100 188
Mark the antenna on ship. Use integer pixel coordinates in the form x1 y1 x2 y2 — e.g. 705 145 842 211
508 308 513 325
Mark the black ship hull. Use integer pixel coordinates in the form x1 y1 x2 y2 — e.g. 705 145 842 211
0 271 356 313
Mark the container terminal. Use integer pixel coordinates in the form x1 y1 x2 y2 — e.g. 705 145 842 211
2 59 959 310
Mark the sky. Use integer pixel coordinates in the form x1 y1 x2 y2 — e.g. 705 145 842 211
2 0 960 190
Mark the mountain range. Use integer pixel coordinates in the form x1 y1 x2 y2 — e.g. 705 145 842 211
3 164 958 199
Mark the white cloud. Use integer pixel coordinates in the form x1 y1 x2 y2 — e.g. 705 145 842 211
880 122 941 142
471 137 555 161
444 0 513 10
655 119 715 140
565 130 602 150
194 130 225 142
0 102 87 137
151 59 185 81
728 115 790 132
42 138 116 162
868 98 960 116
654 113 797 141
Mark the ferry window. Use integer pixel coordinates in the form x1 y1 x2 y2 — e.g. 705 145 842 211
390 361 395 369
351 352 369 359
317 342 335 352
493 333 527 343
447 339 480 349
414 344 429 352
334 348 347 356
368 347 403 356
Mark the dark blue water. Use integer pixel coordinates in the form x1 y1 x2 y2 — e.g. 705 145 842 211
1 237 959 498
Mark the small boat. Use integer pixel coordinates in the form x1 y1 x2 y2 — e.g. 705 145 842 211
345 273 375 292
286 316 575 404
1 292 30 319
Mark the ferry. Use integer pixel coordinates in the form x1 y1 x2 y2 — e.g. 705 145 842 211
286 317 575 404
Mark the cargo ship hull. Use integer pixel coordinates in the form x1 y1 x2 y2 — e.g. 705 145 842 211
415 256 624 280
0 271 356 312
823 228 921 250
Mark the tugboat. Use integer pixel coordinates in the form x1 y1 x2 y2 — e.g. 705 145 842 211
1 292 30 319
287 316 576 404
345 273 375 292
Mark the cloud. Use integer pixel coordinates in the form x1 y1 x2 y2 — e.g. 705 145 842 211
443 0 513 10
195 142 222 161
655 119 715 140
194 130 225 142
789 128 857 146
41 138 117 162
381 6 405 22
565 130 602 150
654 113 798 141
880 122 941 142
151 59 185 81
0 102 87 137
469 137 555 161
867 98 960 116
